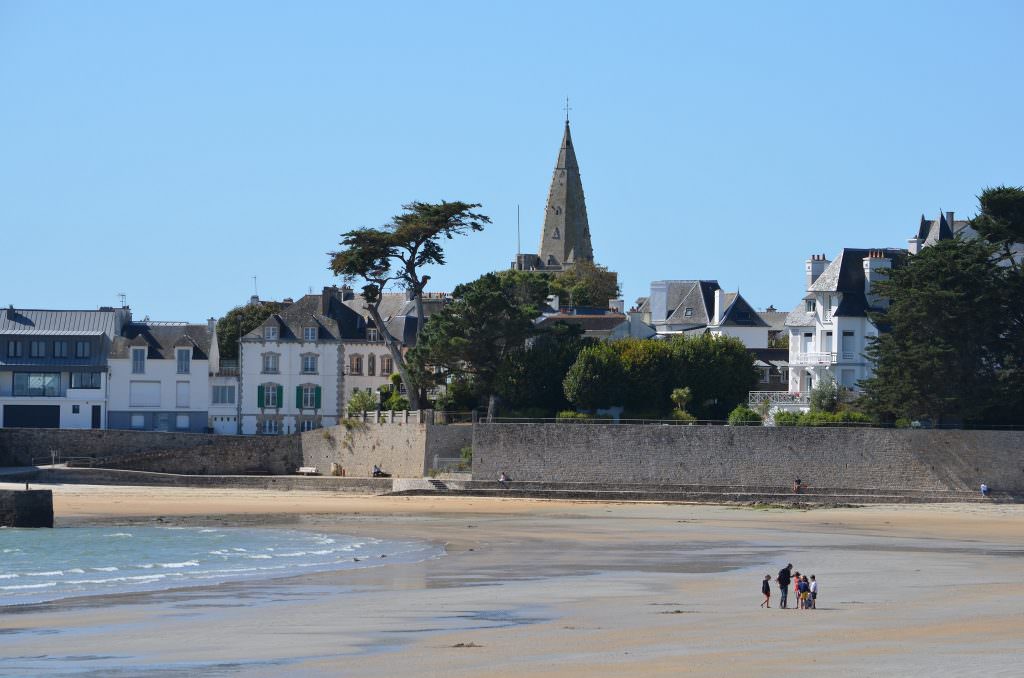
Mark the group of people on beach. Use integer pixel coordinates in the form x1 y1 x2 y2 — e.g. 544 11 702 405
762 563 818 609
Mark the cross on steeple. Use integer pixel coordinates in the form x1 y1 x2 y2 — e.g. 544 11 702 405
564 97 572 124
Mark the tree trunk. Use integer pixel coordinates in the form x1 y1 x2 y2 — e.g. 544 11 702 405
364 302 421 411
486 393 497 422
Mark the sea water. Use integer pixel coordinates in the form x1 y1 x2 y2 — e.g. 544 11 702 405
0 526 442 606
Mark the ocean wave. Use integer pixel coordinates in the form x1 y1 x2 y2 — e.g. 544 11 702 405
246 554 272 559
105 533 133 538
26 570 64 577
2 582 57 591
0 574 19 579
159 561 199 568
93 567 119 572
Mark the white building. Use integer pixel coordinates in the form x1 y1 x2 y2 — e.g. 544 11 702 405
784 248 904 397
0 306 131 430
637 280 770 348
107 321 213 432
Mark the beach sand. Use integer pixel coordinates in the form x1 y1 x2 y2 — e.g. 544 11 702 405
2 483 1023 677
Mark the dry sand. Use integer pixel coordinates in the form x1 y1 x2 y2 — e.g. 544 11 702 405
2 483 1023 677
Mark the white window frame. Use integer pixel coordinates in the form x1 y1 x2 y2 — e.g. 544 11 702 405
263 418 279 434
301 355 318 374
176 348 191 374
367 328 379 342
262 353 279 373
300 419 315 432
264 326 278 340
264 383 279 408
302 385 317 409
212 385 235 404
75 341 90 358
303 327 317 342
131 347 146 374
380 356 393 375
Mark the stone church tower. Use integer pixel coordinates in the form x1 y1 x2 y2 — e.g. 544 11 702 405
514 120 595 272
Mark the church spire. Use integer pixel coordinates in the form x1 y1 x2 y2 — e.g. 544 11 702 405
537 118 593 270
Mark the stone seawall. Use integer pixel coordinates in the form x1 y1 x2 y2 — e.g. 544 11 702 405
300 422 472 478
0 489 54 527
0 429 301 475
472 424 1024 492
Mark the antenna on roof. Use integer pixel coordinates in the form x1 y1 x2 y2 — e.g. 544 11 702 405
253 276 258 296
516 204 521 256
118 292 127 308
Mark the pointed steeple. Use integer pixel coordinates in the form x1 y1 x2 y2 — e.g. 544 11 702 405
538 120 594 270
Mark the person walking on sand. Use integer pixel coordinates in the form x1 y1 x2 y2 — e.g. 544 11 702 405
809 575 818 609
777 564 792 608
761 575 772 608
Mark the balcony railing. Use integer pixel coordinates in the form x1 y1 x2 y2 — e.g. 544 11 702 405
748 391 811 407
790 351 836 366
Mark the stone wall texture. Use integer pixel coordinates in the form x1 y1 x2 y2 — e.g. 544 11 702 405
0 489 54 527
0 429 301 475
301 422 472 478
472 424 1024 492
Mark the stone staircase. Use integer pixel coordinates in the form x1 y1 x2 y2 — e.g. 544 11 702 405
389 480 1011 504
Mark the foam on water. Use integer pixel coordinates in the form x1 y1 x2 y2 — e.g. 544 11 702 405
0 526 442 606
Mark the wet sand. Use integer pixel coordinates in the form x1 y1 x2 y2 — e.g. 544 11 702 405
2 483 1023 676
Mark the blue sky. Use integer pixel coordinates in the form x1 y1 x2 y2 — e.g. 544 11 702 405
2 1 1022 321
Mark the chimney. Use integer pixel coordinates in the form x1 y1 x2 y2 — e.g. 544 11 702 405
863 250 892 309
805 254 829 290
282 297 294 307
340 284 354 301
608 298 624 314
207 317 216 333
946 211 955 227
712 288 726 326
249 295 260 306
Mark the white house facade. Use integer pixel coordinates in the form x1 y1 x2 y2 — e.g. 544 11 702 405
784 249 904 398
638 280 770 348
107 321 212 432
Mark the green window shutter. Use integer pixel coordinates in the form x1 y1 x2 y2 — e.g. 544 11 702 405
314 386 322 409
257 384 265 408
296 386 303 409
277 385 284 409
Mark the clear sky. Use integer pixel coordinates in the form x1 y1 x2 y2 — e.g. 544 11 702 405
2 1 1022 321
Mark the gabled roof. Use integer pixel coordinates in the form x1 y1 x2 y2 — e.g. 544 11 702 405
717 292 769 327
652 280 719 327
916 212 974 245
111 323 212 360
758 310 789 332
784 301 815 328
243 290 365 343
808 248 906 293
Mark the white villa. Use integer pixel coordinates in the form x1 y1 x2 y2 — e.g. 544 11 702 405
637 280 771 348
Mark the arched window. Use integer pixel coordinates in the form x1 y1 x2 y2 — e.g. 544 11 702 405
349 354 363 375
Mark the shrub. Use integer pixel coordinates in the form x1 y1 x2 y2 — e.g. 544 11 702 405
347 389 377 415
894 417 912 428
728 406 762 426
556 410 594 421
671 409 697 423
774 411 802 426
809 378 839 413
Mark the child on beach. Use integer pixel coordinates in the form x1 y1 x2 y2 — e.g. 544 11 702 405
809 575 818 609
798 576 810 609
793 571 802 610
761 575 771 608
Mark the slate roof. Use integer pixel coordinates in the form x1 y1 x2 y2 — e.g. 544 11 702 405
344 294 448 347
808 248 906 294
717 293 769 328
758 311 789 333
915 212 974 245
243 290 365 343
0 307 127 339
750 347 789 367
110 323 212 360
536 313 628 335
784 302 815 328
653 280 719 327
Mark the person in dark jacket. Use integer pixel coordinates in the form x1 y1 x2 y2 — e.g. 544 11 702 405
777 564 793 608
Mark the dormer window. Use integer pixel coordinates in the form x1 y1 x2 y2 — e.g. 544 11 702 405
367 328 379 342
805 299 816 313
132 347 146 374
683 308 694 317
176 348 191 374
264 326 278 341
303 327 317 342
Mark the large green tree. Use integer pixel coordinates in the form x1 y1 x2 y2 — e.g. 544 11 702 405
215 301 283 360
668 334 759 419
861 237 1009 425
971 185 1024 268
497 322 591 415
562 342 625 411
409 272 544 420
548 261 620 308
329 201 490 409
